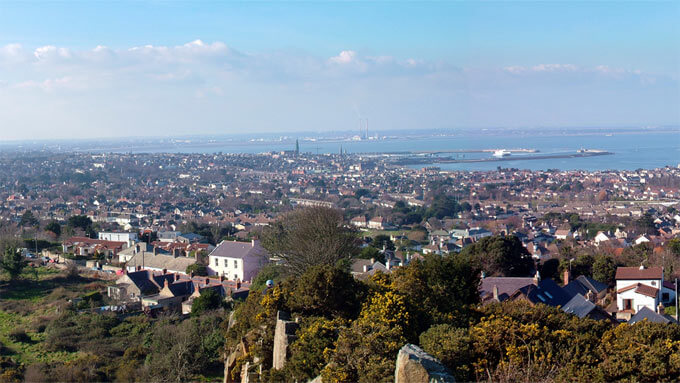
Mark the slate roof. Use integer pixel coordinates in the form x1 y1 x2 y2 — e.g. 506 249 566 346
629 306 676 324
210 240 266 259
518 279 572 307
563 275 608 298
480 277 536 301
561 294 598 318
127 251 196 273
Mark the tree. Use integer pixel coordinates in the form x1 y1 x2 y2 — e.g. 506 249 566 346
592 255 617 286
19 210 39 227
419 324 473 381
251 263 283 292
668 238 680 257
372 235 395 251
1 245 26 280
357 246 384 264
323 291 411 383
260 207 359 276
460 235 533 277
185 263 208 276
45 221 62 237
191 289 224 316
391 254 480 332
287 265 364 319
67 215 93 232
282 317 346 382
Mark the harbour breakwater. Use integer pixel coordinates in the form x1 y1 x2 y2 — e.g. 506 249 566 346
393 150 613 165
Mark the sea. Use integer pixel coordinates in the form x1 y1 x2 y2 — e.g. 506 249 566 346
10 129 680 172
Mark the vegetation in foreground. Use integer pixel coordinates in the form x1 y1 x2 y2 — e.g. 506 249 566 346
0 266 227 383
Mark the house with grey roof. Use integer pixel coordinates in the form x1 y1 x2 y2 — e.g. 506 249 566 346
561 293 615 322
124 245 196 275
208 240 268 282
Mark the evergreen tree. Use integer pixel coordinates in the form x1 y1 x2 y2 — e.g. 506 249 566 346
1 245 26 280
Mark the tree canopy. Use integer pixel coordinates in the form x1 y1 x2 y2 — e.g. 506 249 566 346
460 235 534 277
260 207 359 276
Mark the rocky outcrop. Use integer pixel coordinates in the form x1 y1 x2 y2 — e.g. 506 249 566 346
394 344 455 383
272 311 299 370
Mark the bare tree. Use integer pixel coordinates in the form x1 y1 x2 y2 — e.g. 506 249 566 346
261 206 359 276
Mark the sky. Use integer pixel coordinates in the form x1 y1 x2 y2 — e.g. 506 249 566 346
0 0 679 140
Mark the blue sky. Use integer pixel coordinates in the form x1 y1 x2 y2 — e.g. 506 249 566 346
0 1 678 139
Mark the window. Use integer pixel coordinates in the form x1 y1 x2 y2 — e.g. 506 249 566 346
663 293 670 301
214 258 218 266
223 259 227 268
651 281 657 286
234 260 238 268
623 299 633 310
234 274 238 280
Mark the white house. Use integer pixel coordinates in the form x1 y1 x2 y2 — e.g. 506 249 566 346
615 266 663 321
368 216 387 230
99 232 138 248
594 231 612 245
208 240 268 282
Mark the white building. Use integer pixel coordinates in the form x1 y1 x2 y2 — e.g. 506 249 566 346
615 266 663 321
208 240 268 282
99 232 138 248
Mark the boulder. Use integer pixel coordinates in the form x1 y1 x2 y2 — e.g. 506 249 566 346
394 344 455 383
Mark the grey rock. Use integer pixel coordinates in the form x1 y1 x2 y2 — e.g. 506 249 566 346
394 344 455 383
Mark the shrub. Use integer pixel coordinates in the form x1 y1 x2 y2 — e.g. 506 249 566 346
7 329 31 343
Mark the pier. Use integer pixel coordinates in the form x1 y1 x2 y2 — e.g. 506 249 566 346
392 150 613 165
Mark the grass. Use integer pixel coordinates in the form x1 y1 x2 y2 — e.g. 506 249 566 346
0 266 107 364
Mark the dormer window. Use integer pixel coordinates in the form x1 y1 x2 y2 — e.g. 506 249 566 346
651 281 657 286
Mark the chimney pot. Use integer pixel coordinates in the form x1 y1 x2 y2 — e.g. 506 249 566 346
493 285 499 301
563 269 570 285
370 258 375 264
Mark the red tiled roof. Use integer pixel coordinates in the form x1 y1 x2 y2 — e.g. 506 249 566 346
615 267 663 280
635 284 659 298
616 283 659 298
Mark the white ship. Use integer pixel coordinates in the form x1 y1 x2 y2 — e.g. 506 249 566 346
492 149 511 158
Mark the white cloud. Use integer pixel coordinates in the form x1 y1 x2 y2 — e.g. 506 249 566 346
0 41 676 140
329 50 357 64
34 45 71 60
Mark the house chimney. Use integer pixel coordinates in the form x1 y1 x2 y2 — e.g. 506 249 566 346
563 269 570 285
153 246 157 256
639 265 645 270
190 271 195 278
363 264 368 273
251 239 255 247
533 271 541 284
162 268 167 274
236 279 241 289
493 285 499 301
164 279 169 288
136 265 141 271
174 273 180 281
370 258 375 264
585 290 595 302
658 302 665 314
220 275 225 282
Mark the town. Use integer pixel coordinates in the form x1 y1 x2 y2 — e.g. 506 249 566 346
1 148 680 382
